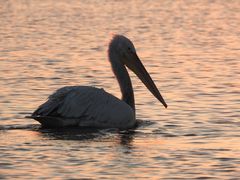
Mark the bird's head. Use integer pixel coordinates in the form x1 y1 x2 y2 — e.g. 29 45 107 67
108 34 167 108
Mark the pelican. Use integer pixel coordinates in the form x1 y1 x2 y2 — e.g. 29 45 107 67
29 35 167 129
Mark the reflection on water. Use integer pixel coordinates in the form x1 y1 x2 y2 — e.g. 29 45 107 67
0 0 240 179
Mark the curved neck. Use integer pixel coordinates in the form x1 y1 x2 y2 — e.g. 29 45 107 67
109 51 135 112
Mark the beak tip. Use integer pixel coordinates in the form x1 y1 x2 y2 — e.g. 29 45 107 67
159 98 167 108
161 100 167 108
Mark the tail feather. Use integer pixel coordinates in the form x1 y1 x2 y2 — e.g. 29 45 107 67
32 99 62 117
29 115 78 127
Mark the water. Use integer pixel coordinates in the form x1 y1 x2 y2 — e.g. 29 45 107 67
0 0 239 179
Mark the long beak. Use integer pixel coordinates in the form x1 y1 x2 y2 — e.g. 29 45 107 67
127 53 168 108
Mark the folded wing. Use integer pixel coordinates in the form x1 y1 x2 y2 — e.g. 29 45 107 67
31 86 134 128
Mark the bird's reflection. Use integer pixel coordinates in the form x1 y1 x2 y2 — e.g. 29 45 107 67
0 120 152 150
118 130 135 148
37 125 137 148
35 119 153 149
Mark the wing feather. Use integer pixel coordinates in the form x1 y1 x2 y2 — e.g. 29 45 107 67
33 86 111 118
31 86 135 128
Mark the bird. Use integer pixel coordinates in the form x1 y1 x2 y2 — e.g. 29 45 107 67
29 35 168 129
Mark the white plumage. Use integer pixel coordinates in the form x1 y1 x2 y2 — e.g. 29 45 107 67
30 35 167 129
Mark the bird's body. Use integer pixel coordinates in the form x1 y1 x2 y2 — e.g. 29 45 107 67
32 86 135 128
30 35 167 129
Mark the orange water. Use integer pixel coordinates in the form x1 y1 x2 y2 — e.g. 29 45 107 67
0 1 239 179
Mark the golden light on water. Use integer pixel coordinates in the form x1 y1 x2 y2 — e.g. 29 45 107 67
0 0 239 179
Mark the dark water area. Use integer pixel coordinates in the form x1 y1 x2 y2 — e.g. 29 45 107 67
0 0 239 179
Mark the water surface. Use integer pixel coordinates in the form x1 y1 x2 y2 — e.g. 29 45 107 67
0 0 239 179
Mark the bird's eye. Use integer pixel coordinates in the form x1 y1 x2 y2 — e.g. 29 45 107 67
128 47 131 51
